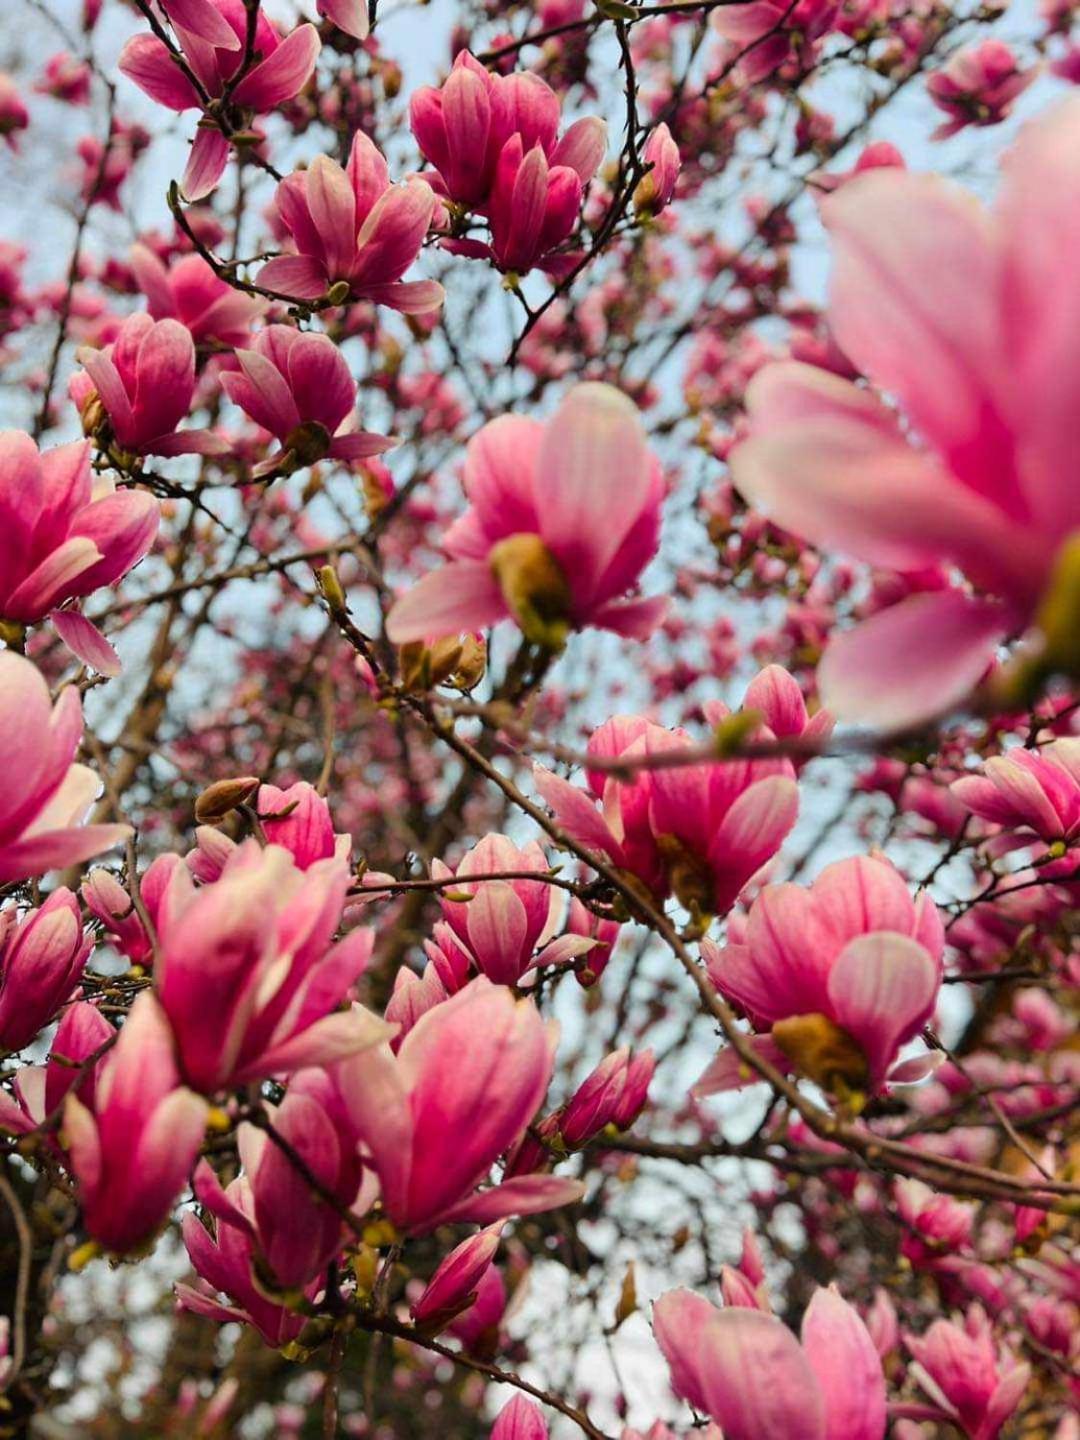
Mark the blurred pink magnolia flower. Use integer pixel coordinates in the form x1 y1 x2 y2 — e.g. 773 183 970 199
635 123 681 214
712 0 840 84
63 992 208 1253
697 854 944 1096
153 840 390 1093
0 1001 113 1140
331 977 584 1231
221 325 394 476
260 133 444 313
410 50 606 212
558 1045 654 1146
72 313 226 459
951 739 1080 846
81 852 183 966
0 654 130 886
315 0 369 40
192 1069 363 1288
732 98 1080 729
0 889 90 1052
654 1284 886 1440
129 245 264 348
491 1396 549 1439
387 384 667 648
119 0 320 200
431 833 591 986
0 432 158 674
927 41 1036 140
35 52 92 105
0 76 29 150
907 1305 1031 1439
411 1221 504 1331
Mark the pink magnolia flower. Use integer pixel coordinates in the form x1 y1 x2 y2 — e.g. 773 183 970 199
447 1260 507 1353
697 854 944 1096
566 896 621 987
411 1221 504 1330
192 1069 363 1288
36 53 93 105
951 740 1080 846
432 833 580 986
119 0 320 200
0 432 158 674
491 1397 549 1440
72 313 226 460
0 654 130 886
0 1001 114 1139
0 76 29 150
129 245 264 349
895 1179 975 1270
653 1284 886 1440
0 889 90 1053
558 1045 654 1146
386 384 667 648
153 840 389 1093
314 0 369 41
62 992 209 1253
256 780 350 866
410 51 605 212
331 977 584 1232
81 853 184 966
635 123 681 215
906 1305 1031 1440
927 41 1036 140
478 131 601 276
220 326 394 477
259 133 444 314
731 98 1080 729
178 1180 320 1346
712 0 840 84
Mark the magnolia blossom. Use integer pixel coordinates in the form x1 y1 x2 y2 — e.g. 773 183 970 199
63 992 208 1253
129 246 264 349
0 654 129 886
490 1397 550 1440
331 978 584 1232
0 890 90 1053
260 133 444 313
731 98 1080 728
0 432 158 674
927 41 1036 140
153 841 389 1093
221 325 394 476
697 854 944 1096
653 1285 886 1439
72 313 225 459
386 384 667 648
410 1222 504 1330
951 740 1080 846
634 123 681 215
0 1001 113 1139
0 75 29 149
119 0 320 199
712 0 840 84
907 1305 1031 1439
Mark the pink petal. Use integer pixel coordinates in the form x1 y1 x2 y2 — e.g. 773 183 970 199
232 25 321 110
827 933 940 1090
258 253 329 301
118 35 200 110
385 560 506 644
51 611 121 676
182 127 230 202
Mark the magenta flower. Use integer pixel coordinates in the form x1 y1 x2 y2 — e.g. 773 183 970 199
221 326 394 477
482 133 591 277
153 840 390 1093
731 98 1080 728
129 245 264 349
906 1305 1031 1440
332 977 584 1232
81 852 183 966
951 740 1080 846
387 384 667 649
0 75 29 150
62 992 208 1253
653 1284 886 1440
0 889 90 1052
696 854 944 1097
635 124 681 216
559 1045 654 1146
72 313 226 460
410 1222 504 1331
490 1397 550 1440
927 41 1036 140
712 0 840 84
0 654 130 886
0 1001 113 1139
259 133 444 314
256 780 350 867
0 431 158 674
119 0 320 200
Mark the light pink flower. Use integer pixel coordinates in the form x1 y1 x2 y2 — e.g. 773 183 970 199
331 977 584 1232
35 53 93 105
119 0 320 200
72 313 226 459
0 889 90 1052
906 1305 1031 1440
386 384 667 648
220 326 394 476
130 245 264 349
712 0 840 84
259 133 444 314
491 1397 549 1440
81 853 184 966
731 98 1080 728
635 123 681 215
697 854 944 1096
0 653 130 886
927 41 1036 140
62 992 208 1253
653 1284 886 1440
153 840 389 1093
0 432 158 674
951 740 1080 845
315 0 369 40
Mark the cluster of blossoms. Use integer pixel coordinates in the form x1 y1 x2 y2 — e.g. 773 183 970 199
0 0 1076 1434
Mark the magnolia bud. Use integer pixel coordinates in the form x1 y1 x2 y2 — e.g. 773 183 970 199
193 776 260 823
